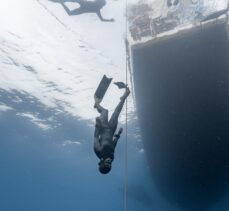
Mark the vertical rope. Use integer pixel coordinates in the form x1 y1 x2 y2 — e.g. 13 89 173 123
124 0 128 210
124 72 128 211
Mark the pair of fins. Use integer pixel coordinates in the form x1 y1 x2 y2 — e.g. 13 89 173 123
94 75 127 105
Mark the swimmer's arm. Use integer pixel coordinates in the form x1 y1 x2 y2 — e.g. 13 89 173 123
113 128 123 148
96 11 114 22
94 124 102 155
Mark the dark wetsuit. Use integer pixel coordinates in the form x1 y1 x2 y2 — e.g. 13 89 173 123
94 119 120 160
94 95 127 161
59 0 114 22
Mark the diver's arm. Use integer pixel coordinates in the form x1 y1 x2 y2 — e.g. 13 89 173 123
113 128 123 148
94 133 102 158
96 11 114 22
94 121 102 158
94 125 101 148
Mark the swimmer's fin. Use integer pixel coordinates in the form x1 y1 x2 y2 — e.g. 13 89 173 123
94 75 112 104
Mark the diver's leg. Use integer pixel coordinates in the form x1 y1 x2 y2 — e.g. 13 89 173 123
95 101 106 114
61 2 84 16
109 88 130 131
94 101 108 123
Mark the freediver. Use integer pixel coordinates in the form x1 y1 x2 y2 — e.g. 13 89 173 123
94 86 130 174
49 0 115 22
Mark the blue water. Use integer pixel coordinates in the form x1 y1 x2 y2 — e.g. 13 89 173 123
1 0 229 210
1 89 229 211
0 89 176 211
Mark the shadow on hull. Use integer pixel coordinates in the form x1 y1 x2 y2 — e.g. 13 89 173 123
132 23 229 210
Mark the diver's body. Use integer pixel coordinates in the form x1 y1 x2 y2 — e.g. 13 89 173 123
51 0 114 22
94 87 130 174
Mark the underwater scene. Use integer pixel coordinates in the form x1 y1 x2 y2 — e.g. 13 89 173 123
0 0 229 211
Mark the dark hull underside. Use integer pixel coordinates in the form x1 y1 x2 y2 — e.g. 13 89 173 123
132 23 229 210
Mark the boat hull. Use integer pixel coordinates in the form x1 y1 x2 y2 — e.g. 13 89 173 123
132 23 229 209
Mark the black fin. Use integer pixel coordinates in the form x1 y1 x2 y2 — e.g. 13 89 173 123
94 75 112 101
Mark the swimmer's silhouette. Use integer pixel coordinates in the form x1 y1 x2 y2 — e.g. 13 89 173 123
167 0 179 7
49 0 115 22
94 87 130 174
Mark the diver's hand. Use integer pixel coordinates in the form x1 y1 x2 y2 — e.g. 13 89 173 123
118 128 123 135
125 87 130 97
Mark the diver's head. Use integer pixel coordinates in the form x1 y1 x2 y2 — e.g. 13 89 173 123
98 158 112 174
